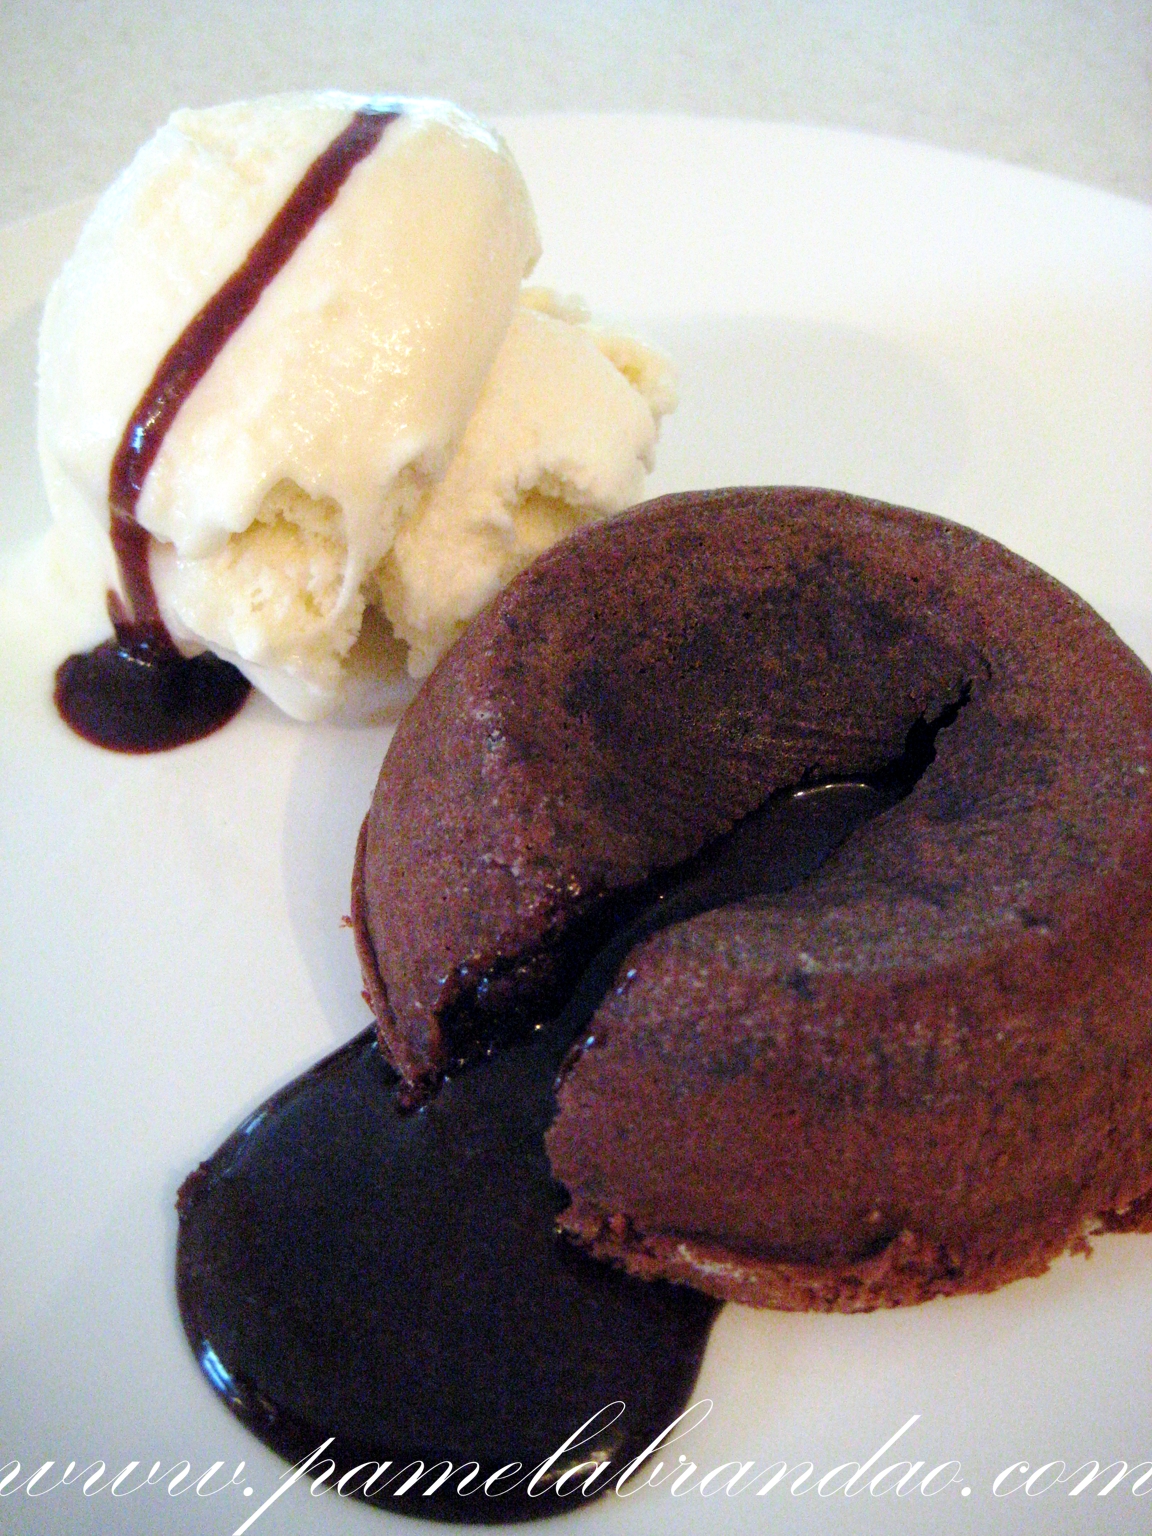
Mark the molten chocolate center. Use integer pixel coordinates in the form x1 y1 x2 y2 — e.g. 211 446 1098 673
175 766 946 1524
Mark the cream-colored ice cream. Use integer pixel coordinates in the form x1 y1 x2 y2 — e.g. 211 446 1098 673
38 92 675 720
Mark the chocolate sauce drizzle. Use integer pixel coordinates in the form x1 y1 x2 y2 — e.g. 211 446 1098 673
55 104 399 752
176 737 957 1524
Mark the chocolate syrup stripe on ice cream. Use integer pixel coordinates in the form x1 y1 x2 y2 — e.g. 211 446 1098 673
54 104 400 752
176 701 962 1525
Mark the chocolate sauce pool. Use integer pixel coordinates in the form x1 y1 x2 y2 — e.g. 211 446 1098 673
177 777 908 1525
55 105 399 752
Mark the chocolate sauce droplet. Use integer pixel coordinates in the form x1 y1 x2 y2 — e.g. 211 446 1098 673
55 104 399 753
53 629 251 754
175 779 908 1524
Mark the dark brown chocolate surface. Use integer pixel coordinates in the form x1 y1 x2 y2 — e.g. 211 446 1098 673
355 488 985 1085
354 487 1152 1308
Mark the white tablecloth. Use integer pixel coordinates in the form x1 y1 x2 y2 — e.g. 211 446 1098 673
1 0 1149 224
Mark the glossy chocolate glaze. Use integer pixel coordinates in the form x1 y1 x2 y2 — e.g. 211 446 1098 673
176 765 939 1525
177 1027 718 1527
55 104 399 752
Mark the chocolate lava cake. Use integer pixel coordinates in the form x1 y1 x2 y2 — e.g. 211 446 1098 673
352 487 1152 1310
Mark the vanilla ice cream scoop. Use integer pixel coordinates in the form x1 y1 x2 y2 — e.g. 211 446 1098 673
39 93 674 722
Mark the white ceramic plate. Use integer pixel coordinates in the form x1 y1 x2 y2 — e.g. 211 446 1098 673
1 116 1151 1536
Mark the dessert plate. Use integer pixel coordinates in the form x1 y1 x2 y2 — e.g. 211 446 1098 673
1 115 1151 1536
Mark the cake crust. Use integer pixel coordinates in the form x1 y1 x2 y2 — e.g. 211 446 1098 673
354 488 1152 1308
